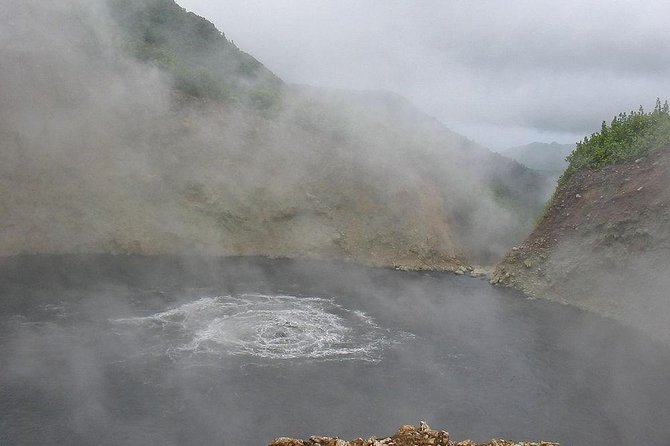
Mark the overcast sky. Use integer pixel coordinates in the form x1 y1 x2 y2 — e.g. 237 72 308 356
177 0 669 150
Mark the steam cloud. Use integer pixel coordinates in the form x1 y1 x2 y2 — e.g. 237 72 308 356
0 0 549 265
2 3 669 446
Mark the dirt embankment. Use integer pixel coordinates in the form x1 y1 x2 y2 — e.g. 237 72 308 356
493 147 670 342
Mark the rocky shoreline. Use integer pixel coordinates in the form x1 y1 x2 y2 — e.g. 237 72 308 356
270 422 558 446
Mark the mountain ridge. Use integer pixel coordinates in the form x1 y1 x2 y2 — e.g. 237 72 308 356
0 0 548 269
502 141 574 174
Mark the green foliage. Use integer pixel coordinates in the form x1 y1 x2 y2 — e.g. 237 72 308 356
247 88 282 112
235 58 262 78
107 0 281 104
174 68 231 101
532 99 670 225
124 40 174 67
560 98 670 185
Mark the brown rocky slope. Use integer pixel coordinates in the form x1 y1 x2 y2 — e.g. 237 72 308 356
493 147 670 342
269 422 557 446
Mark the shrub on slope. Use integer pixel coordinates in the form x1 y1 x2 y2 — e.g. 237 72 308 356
561 98 670 184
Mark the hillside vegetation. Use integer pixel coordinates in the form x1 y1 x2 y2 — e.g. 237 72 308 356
109 0 282 107
561 99 670 184
0 0 548 269
494 103 670 342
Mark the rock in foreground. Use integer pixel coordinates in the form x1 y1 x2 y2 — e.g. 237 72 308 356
270 422 558 446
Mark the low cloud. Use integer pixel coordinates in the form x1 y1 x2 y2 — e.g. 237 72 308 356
177 0 670 148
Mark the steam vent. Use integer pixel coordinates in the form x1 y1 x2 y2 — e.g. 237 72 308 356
269 422 558 446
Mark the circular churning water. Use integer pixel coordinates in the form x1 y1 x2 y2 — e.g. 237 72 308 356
113 293 406 361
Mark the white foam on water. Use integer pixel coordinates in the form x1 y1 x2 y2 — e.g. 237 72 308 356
113 294 407 361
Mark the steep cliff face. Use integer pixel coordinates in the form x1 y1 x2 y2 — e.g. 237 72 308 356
493 148 670 341
0 0 547 270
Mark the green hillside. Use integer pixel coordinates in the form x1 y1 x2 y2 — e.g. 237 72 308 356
561 99 670 184
494 104 670 342
0 0 549 268
108 0 281 107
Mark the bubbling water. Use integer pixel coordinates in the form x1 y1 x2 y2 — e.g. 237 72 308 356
113 294 405 361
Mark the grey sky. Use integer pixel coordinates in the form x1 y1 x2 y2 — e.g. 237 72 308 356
176 0 670 150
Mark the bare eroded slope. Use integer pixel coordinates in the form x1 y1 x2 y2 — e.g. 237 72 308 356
494 148 670 341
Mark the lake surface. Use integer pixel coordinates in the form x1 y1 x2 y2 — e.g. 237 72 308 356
1 255 669 445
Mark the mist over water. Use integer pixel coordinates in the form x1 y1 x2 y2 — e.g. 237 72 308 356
2 2 670 445
1 256 669 446
113 293 404 362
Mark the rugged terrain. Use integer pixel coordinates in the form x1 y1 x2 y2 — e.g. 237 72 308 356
0 0 548 270
494 147 670 341
269 422 557 446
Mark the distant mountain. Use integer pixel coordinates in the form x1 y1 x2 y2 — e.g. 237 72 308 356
502 142 574 174
0 0 549 268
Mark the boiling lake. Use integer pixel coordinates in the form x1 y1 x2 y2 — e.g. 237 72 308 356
1 255 668 445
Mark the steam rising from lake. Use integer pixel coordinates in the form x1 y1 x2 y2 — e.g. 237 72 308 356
2 256 670 445
113 294 405 362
